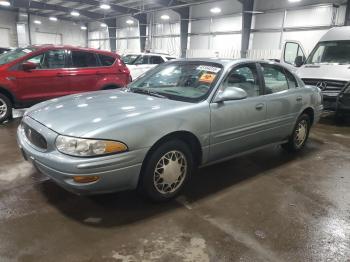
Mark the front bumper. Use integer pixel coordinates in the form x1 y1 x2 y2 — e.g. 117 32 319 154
17 116 148 195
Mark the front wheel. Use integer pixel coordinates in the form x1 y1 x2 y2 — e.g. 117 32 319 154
282 114 311 152
139 140 193 202
0 94 12 124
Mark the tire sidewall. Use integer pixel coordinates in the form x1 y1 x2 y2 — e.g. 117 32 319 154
140 140 193 202
292 114 311 151
0 94 12 123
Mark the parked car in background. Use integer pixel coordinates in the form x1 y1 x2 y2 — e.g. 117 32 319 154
0 47 11 55
0 45 130 123
281 26 350 120
17 59 323 201
122 53 176 80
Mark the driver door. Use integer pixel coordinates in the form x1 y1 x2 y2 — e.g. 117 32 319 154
281 41 307 70
209 63 267 162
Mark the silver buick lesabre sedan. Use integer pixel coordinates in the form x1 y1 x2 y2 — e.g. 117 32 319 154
17 59 323 201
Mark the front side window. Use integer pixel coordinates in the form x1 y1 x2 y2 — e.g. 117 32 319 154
0 47 36 66
222 64 260 97
261 64 289 94
149 56 164 64
129 62 223 102
71 51 98 68
25 49 66 69
121 54 139 65
134 55 149 65
306 41 350 64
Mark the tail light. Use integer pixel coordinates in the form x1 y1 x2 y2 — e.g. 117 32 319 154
117 58 130 74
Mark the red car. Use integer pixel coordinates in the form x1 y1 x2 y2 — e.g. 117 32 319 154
0 45 130 123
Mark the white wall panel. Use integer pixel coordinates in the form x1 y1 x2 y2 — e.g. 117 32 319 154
336 5 346 25
0 10 17 47
33 32 62 45
191 20 210 34
251 32 281 50
285 6 333 28
211 16 242 32
211 34 241 50
0 28 10 47
189 35 210 49
252 11 284 29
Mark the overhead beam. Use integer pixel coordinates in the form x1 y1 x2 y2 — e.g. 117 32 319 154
59 0 139 15
240 0 254 58
12 0 104 20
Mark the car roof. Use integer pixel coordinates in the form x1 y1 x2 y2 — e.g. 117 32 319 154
29 45 118 57
168 58 281 67
124 53 175 57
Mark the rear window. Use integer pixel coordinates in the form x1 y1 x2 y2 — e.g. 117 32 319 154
98 54 116 66
71 51 98 68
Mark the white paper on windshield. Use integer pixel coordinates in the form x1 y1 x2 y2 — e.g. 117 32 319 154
22 49 33 54
196 65 221 73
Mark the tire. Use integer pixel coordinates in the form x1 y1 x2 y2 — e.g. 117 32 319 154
335 111 345 124
0 93 12 124
282 114 311 153
139 140 193 202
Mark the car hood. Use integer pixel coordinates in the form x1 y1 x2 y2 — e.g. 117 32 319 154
26 90 190 137
297 64 350 81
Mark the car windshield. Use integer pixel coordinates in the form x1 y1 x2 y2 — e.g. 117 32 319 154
128 61 223 102
0 47 36 65
122 54 140 65
306 41 350 65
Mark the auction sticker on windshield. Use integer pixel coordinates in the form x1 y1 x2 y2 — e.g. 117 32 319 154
199 73 217 84
197 65 221 73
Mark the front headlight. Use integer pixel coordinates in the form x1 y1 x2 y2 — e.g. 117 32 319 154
55 135 128 157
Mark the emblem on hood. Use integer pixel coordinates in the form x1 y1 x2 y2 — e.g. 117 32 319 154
316 81 328 91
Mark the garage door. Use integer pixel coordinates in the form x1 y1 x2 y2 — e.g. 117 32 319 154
34 32 62 45
0 28 10 47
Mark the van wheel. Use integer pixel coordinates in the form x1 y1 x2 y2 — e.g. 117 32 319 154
139 140 193 202
282 114 310 152
0 94 12 124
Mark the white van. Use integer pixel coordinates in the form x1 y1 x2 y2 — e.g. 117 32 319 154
281 26 350 119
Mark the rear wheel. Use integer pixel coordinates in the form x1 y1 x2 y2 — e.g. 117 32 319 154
282 114 311 152
0 94 12 124
139 140 193 202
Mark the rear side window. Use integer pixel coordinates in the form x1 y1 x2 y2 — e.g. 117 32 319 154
284 69 298 89
261 64 289 94
26 49 66 69
149 56 164 64
71 51 98 68
98 54 116 66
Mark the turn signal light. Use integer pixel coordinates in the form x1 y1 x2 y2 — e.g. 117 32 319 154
73 176 99 183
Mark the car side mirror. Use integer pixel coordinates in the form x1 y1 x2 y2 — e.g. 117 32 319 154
294 56 305 67
214 86 248 103
22 62 37 71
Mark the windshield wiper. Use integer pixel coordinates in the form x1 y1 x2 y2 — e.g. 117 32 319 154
130 88 168 99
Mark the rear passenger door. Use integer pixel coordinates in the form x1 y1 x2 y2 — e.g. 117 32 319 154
67 50 100 93
259 63 303 143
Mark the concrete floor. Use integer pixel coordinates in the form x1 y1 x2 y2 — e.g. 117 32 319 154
0 112 349 262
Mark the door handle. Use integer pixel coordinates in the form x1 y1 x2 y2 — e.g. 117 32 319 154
296 96 303 102
255 103 264 110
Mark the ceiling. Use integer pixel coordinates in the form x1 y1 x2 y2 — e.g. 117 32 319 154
2 0 214 22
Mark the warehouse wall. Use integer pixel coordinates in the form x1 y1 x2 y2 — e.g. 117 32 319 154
0 9 87 48
0 10 18 47
88 21 110 51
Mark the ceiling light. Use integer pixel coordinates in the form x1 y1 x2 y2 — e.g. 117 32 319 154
161 14 170 20
49 16 57 21
100 23 107 27
210 7 221 14
71 10 80 17
126 19 134 25
100 4 111 10
34 20 42 25
81 26 87 30
288 0 301 2
0 1 10 7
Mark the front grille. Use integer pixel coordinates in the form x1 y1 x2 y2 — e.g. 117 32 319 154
302 78 347 91
22 123 47 150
